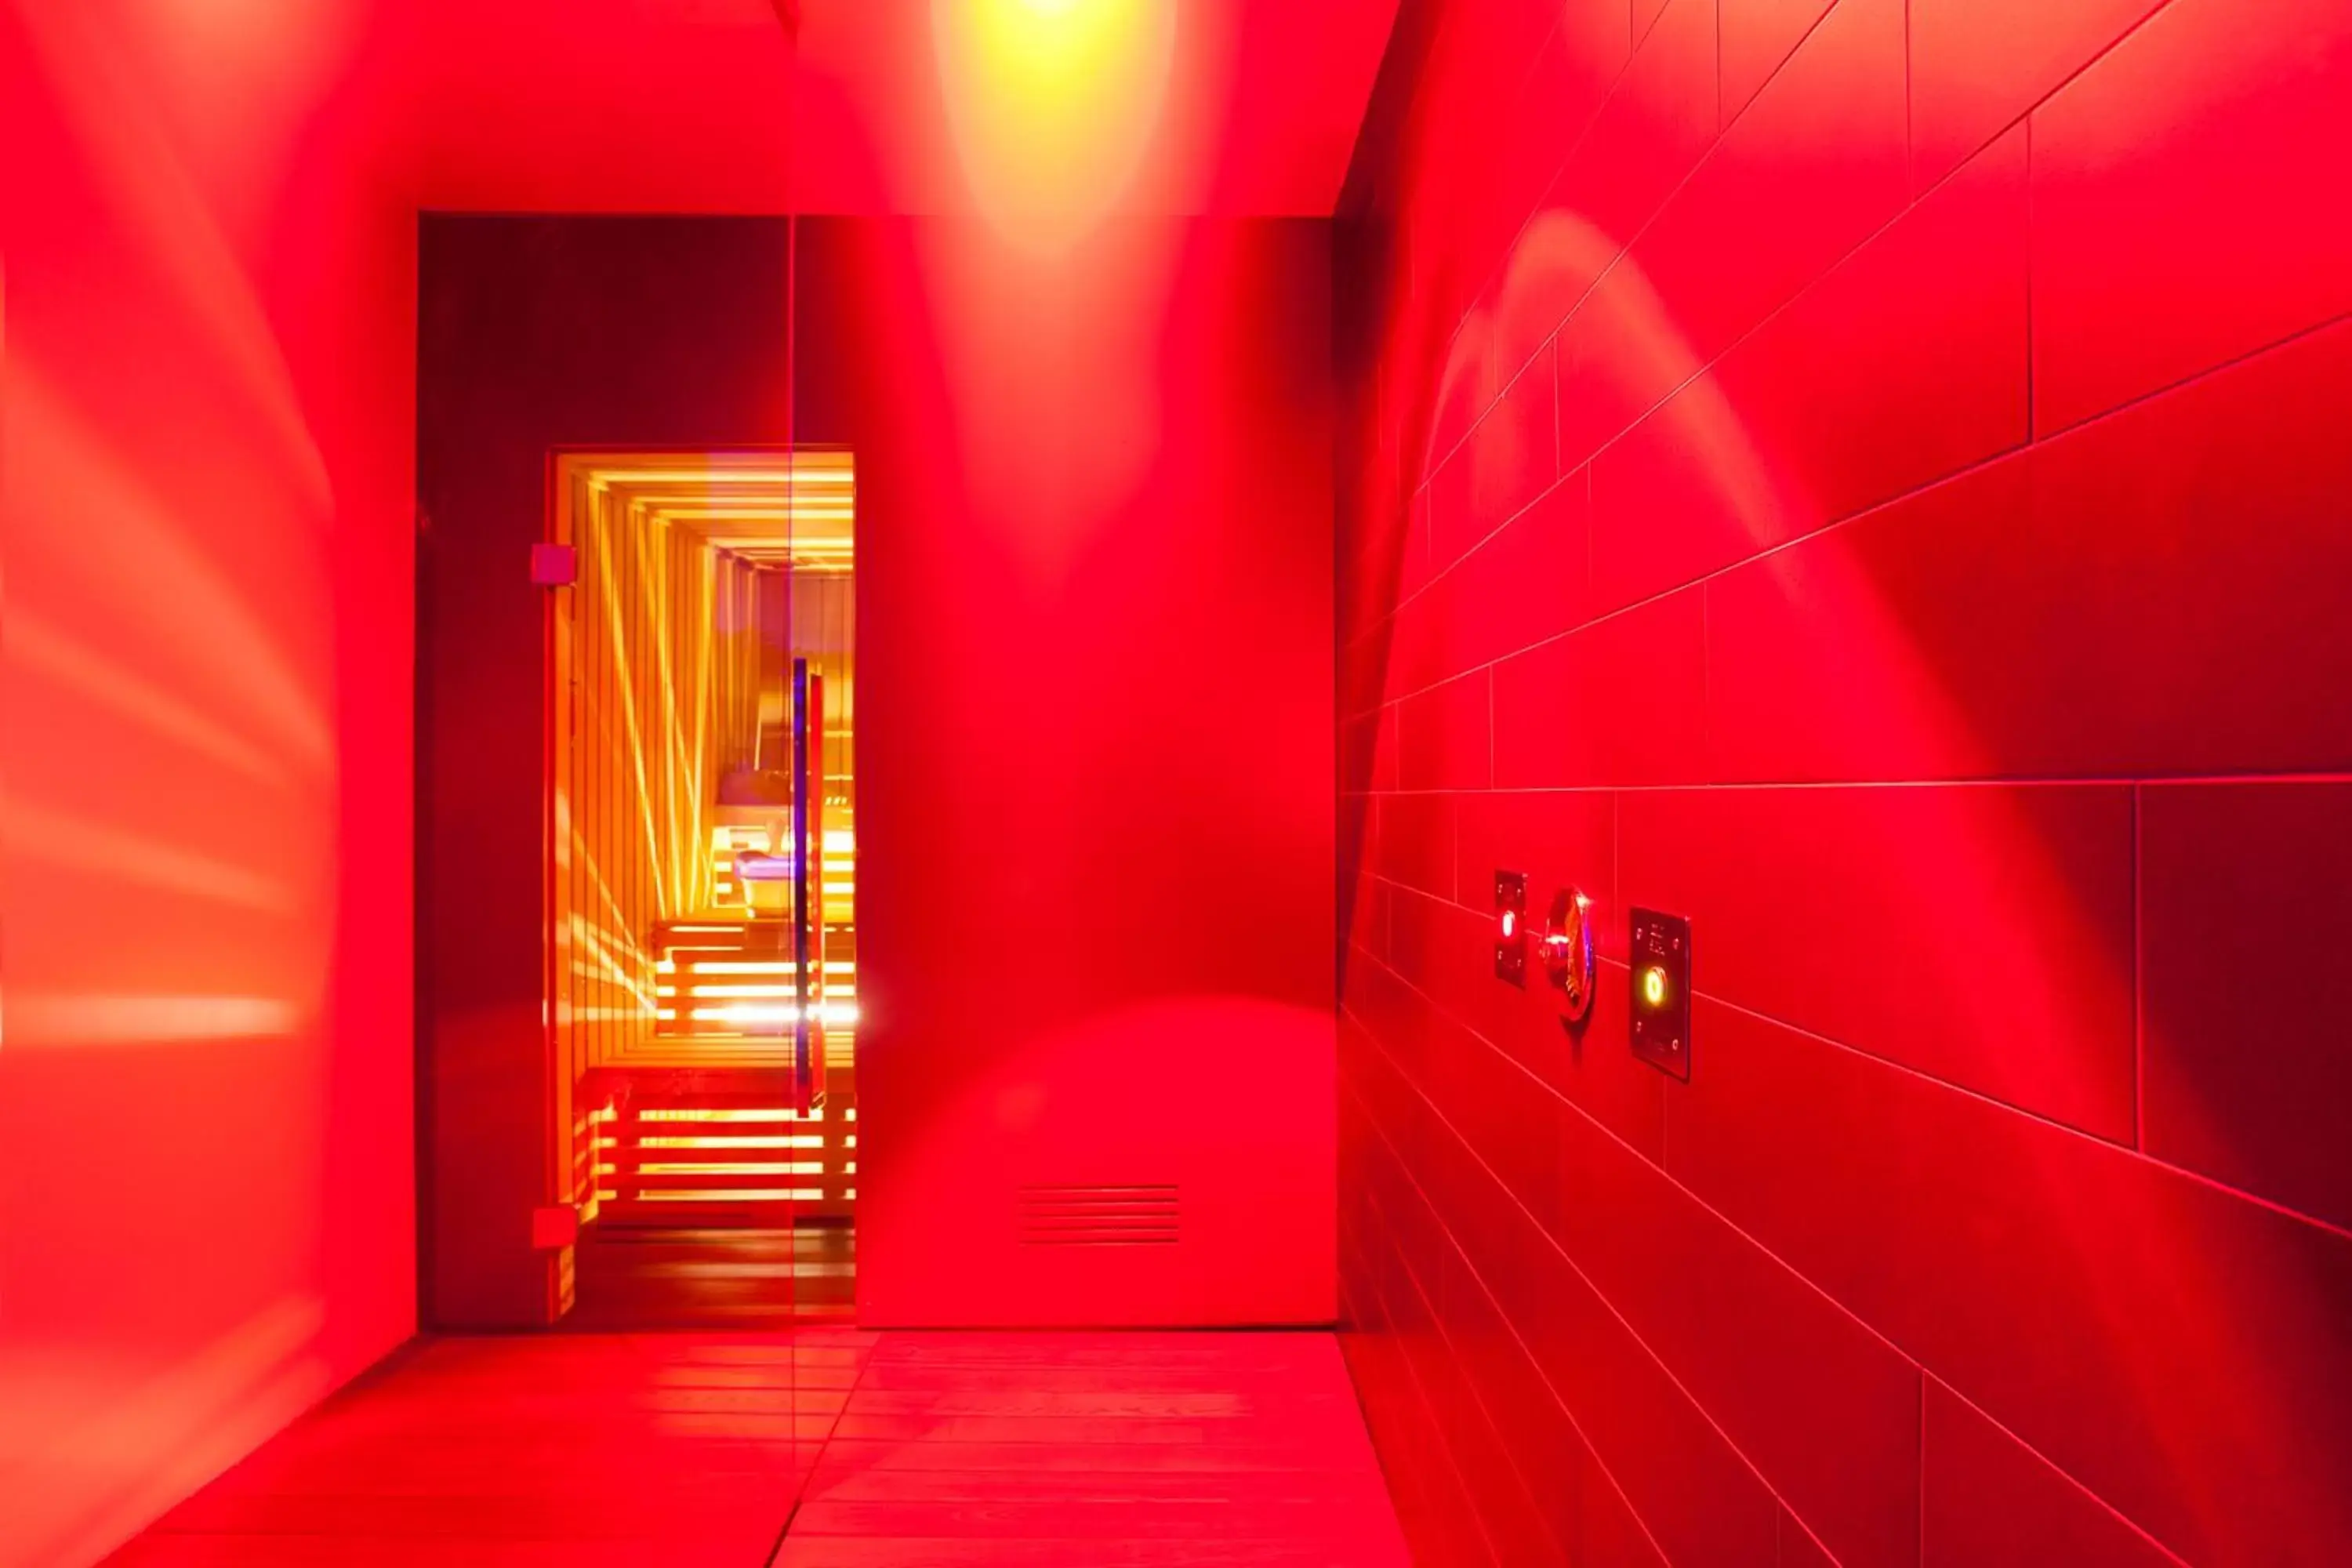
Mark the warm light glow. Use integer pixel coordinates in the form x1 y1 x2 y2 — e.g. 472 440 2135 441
641 1108 833 1123
5 993 303 1047
550 451 857 1099
933 0 1178 252
1642 967 1669 1008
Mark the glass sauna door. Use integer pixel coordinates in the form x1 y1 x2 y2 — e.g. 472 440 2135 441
544 451 855 1327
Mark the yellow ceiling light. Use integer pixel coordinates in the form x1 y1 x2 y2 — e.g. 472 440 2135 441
934 0 1177 253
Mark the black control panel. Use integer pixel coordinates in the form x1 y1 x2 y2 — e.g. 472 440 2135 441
1628 907 1691 1080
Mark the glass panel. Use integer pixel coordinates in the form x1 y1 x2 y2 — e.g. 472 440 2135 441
545 449 855 1328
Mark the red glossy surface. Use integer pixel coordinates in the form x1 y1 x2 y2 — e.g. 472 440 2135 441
1487 16 1636 378
1673 1001 2352 1568
1545 1104 1922 1568
1465 340 1561 555
1395 471 1591 697
19 0 2352 1560
1374 793 1455 906
1719 0 1839 123
1396 673 1493 793
2142 783 2352 1234
106 1330 1407 1566
1345 1007 1782 1568
797 219 1337 1330
1592 125 2031 609
1706 321 2352 784
2029 0 2352 435
1339 0 2352 1561
1547 0 1719 276
1490 593 1706 789
1617 784 2138 1138
1629 0 1909 367
410 1 1399 219
1921 1379 2185 1568
1907 0 2168 190
414 214 1336 1334
16 1 1363 1553
2 4 416 1563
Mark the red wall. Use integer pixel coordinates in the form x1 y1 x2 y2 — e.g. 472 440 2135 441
0 2 418 1562
798 218 1336 1327
1335 2 2352 1565
419 216 1337 1330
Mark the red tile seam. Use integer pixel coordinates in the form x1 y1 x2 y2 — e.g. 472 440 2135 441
1447 789 1461 905
2132 782 2145 1152
1420 341 1493 488
1513 12 1572 112
1582 464 1597 610
1415 0 1706 481
1715 0 1726 134
1549 328 1563 476
1343 1069 1679 1567
1377 309 2352 715
1359 921 2352 1250
1425 0 2170 476
1926 0 2180 204
1447 51 2103 577
764 1326 883 1561
1364 945 1929 1373
1923 1375 2195 1567
1404 446 1580 601
1351 1190 1508 1566
1361 1171 1571 1561
1384 432 2034 710
1727 0 1849 136
1915 1370 1928 1568
1344 1299 1449 1545
1363 774 2352 796
1904 0 1915 187
1697 575 1711 793
2024 111 2036 437
1482 670 1495 792
1683 981 2352 1242
1344 993 1886 1552
1543 0 1930 448
2028 292 2351 440
1357 1064 1810 1565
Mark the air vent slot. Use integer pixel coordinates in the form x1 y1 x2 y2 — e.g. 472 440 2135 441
1017 1184 1180 1247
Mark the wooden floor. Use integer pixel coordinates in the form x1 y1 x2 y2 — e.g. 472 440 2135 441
568 1224 859 1330
104 1330 1408 1566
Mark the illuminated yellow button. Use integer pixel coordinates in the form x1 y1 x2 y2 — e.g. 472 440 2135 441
1641 966 1669 1007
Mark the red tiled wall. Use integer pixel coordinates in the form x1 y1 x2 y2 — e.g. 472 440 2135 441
1334 2 2352 1564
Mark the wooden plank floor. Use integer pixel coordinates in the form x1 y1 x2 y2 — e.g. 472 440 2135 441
104 1330 1407 1566
568 1225 858 1331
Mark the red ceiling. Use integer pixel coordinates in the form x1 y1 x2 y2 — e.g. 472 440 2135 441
412 0 1399 216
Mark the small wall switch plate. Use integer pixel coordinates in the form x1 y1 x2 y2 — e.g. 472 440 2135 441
1494 870 1530 987
530 541 579 586
1629 907 1692 1080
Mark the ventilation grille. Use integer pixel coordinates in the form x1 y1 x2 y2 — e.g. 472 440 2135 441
1017 1185 1181 1247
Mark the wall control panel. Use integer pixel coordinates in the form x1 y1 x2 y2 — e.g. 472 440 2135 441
1628 907 1691 1080
1494 870 1529 987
